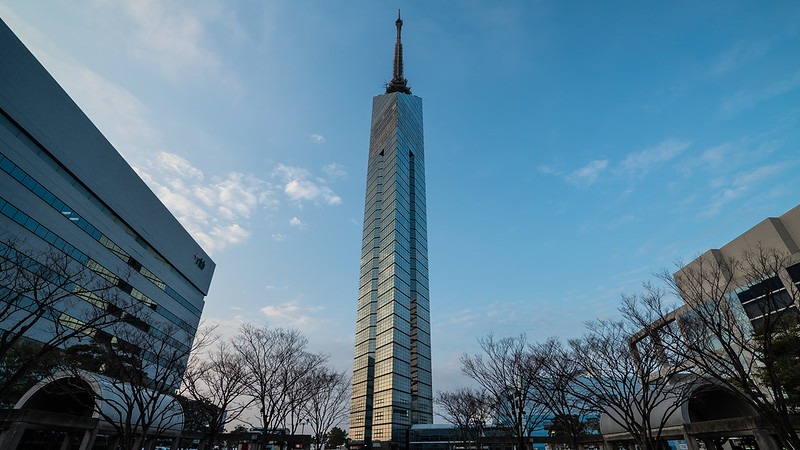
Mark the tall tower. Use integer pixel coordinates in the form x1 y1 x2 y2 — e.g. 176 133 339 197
350 11 433 449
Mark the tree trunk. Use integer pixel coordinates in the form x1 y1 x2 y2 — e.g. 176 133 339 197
773 425 800 450
518 435 527 450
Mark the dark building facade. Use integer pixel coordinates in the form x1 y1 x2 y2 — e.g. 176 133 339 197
350 12 433 448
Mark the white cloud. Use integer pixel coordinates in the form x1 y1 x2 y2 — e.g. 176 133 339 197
619 140 691 176
260 300 323 329
139 154 343 252
273 164 311 182
284 180 342 205
157 152 204 180
136 152 276 254
203 223 251 248
323 163 348 180
310 134 326 144
273 163 343 206
566 160 608 186
284 180 320 201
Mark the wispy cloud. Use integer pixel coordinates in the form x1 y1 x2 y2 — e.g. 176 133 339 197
440 308 484 328
260 300 324 329
116 0 222 81
701 144 734 167
701 163 786 217
310 134 326 144
708 39 770 77
265 284 289 291
435 296 608 347
679 137 783 178
676 143 736 177
566 160 608 186
537 165 559 176
618 139 691 177
273 164 343 206
551 139 689 188
720 70 800 116
200 316 248 341
30 58 161 161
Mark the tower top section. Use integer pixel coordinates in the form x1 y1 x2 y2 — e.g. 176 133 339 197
386 9 412 95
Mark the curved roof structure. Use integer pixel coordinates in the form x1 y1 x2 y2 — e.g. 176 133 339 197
15 370 184 437
600 382 757 438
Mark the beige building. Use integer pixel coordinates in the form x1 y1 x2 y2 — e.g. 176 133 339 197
603 204 800 450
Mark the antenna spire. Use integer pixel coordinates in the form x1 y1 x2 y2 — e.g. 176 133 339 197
386 9 411 94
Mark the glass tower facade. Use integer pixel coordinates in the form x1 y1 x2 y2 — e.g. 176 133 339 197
350 12 433 448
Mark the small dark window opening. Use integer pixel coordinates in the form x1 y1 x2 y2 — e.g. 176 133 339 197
127 257 142 272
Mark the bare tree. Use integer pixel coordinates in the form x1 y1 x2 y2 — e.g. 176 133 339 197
302 368 351 449
0 237 127 403
435 387 495 450
234 324 327 442
529 338 597 450
625 247 800 450
60 318 193 450
285 360 328 435
180 329 252 447
568 318 693 450
461 334 549 450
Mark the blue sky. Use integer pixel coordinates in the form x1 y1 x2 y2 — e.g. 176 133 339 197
2 1 800 396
